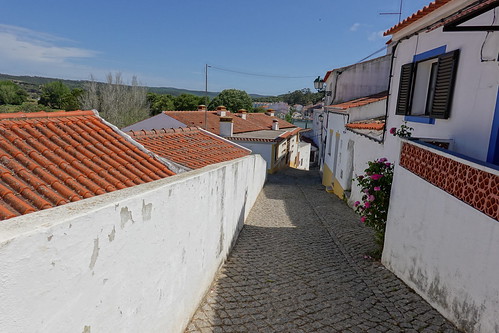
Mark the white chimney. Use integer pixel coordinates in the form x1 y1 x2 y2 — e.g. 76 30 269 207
272 119 279 131
238 109 247 120
217 106 227 117
198 105 206 111
219 116 233 137
266 109 275 117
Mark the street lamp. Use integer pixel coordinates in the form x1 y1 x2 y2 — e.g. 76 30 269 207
313 76 325 91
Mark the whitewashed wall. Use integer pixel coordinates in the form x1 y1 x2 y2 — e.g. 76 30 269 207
297 142 311 171
348 134 392 206
235 141 271 171
383 143 499 333
386 7 499 162
325 55 390 105
0 155 266 333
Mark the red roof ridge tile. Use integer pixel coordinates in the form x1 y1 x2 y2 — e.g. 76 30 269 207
384 0 453 36
128 127 200 138
0 110 95 120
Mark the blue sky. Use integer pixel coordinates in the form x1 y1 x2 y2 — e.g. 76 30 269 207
1 0 432 96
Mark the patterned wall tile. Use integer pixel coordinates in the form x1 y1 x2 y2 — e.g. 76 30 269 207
400 142 499 221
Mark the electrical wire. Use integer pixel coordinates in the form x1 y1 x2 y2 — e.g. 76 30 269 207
357 46 388 63
480 6 497 62
208 65 316 79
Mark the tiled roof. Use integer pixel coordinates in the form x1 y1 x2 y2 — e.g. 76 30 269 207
128 127 251 170
346 121 385 131
162 111 296 135
328 91 388 110
429 0 498 31
0 110 175 221
384 0 453 36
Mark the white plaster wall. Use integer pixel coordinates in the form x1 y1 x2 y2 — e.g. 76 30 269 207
348 135 391 206
297 142 311 170
233 141 271 171
0 155 266 333
325 55 390 105
347 99 386 122
386 8 499 162
383 143 499 333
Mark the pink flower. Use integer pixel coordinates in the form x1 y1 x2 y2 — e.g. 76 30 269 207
364 202 371 208
354 201 360 207
370 174 383 180
364 189 369 194
374 186 381 191
368 194 375 202
360 216 366 223
390 127 396 135
378 157 387 163
385 162 391 167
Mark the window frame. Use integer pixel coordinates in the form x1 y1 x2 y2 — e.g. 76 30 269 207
395 49 460 120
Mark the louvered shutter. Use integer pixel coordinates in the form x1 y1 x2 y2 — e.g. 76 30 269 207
395 63 414 115
429 50 459 119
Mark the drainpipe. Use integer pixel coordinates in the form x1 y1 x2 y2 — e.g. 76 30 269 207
382 41 399 143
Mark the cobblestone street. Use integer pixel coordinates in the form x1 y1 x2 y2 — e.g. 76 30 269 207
186 168 459 333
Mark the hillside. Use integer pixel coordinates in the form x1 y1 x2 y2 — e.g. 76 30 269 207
0 73 270 99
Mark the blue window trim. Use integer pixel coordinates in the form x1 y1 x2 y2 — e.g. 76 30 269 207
487 87 499 165
404 116 436 124
403 45 447 124
413 45 447 62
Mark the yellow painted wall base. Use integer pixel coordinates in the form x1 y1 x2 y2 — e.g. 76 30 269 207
322 164 334 187
332 178 345 199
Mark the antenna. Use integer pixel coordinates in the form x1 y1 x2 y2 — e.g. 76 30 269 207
379 0 403 23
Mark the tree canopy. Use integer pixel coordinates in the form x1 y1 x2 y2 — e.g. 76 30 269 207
147 93 175 115
208 89 253 112
39 81 71 109
174 93 204 111
0 81 28 105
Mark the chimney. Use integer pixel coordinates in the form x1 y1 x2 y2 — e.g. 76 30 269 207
272 119 279 131
238 109 247 120
266 109 275 117
198 105 206 111
219 116 233 137
216 106 227 117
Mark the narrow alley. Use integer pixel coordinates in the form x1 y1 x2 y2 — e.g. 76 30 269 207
185 168 459 333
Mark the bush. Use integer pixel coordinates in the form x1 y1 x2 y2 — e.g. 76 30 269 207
354 158 394 254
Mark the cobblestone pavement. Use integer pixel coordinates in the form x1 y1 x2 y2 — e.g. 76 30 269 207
185 168 459 333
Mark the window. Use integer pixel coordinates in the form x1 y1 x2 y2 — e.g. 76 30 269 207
396 50 460 119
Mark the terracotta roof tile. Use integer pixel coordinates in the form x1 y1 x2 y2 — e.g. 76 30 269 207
162 111 296 135
384 0 453 36
0 110 175 221
128 127 251 170
329 91 388 110
346 121 385 131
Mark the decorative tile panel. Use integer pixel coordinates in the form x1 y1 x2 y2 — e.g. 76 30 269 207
400 142 499 221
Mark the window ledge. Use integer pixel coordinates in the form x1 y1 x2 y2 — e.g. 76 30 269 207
404 116 436 124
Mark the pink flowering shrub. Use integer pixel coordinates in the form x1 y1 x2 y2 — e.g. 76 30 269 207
390 121 413 138
354 158 394 251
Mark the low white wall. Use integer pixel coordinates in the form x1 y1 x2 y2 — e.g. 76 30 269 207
383 151 499 332
0 155 266 333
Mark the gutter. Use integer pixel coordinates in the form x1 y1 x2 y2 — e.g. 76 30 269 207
382 41 399 143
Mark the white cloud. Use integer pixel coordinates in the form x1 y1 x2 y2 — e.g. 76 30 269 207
0 24 97 65
368 30 386 42
350 23 361 32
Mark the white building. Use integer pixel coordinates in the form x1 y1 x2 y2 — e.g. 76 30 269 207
381 1 499 332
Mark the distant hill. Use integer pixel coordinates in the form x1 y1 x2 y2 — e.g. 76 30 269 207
0 73 271 99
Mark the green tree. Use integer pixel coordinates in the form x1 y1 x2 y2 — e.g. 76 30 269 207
39 81 71 109
253 106 267 113
208 89 253 112
0 81 28 105
174 93 203 111
147 93 175 115
61 88 83 111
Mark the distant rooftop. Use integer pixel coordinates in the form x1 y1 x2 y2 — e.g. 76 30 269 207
328 91 388 110
128 127 251 170
0 110 175 221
